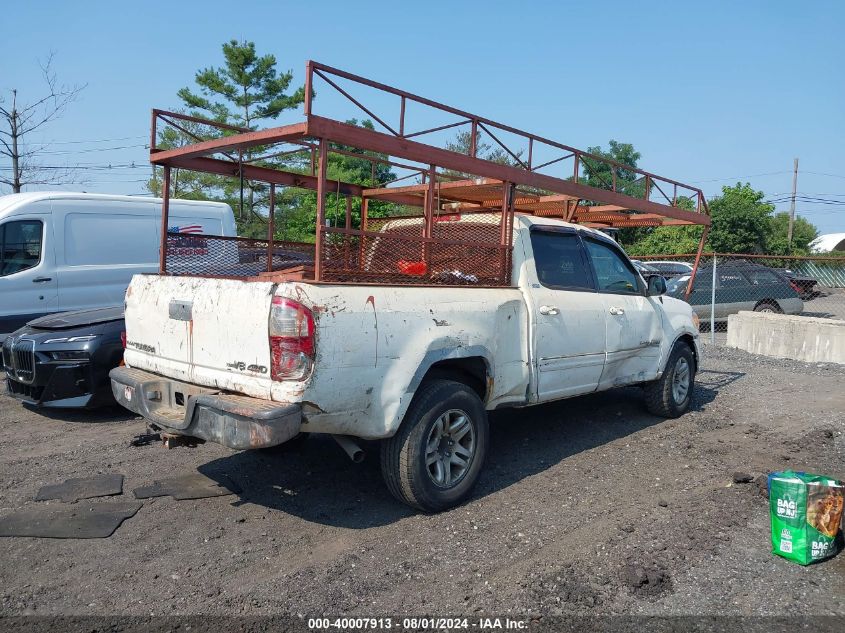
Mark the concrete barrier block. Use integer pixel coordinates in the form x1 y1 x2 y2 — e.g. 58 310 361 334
726 311 845 364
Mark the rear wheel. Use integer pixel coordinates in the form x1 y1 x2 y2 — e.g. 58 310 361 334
754 301 782 313
381 379 488 512
644 343 695 418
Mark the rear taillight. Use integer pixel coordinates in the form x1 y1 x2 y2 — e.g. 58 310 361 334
269 297 315 381
120 331 127 349
789 281 801 294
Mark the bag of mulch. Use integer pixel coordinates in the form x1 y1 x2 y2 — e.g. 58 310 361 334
769 470 843 565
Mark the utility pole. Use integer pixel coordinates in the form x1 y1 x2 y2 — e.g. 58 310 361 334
787 157 799 250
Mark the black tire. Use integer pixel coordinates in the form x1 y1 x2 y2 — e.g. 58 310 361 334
644 343 695 418
380 379 489 512
754 300 782 313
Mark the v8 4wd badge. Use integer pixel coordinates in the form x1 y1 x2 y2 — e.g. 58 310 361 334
225 360 267 374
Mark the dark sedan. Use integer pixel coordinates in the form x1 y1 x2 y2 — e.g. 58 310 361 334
666 261 803 323
2 307 125 408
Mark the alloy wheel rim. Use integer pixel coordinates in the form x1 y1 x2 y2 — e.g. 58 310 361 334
672 357 691 404
425 409 475 488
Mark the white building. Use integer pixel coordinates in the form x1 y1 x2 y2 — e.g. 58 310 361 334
809 233 845 253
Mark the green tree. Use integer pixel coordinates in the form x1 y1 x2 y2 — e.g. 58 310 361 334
581 140 642 195
766 212 818 255
626 183 820 256
148 40 305 234
146 114 225 202
276 119 402 243
442 130 523 179
625 196 703 255
579 140 649 245
706 183 773 253
177 40 304 128
625 225 704 255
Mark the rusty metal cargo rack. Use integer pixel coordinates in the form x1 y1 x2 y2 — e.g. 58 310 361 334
151 60 712 288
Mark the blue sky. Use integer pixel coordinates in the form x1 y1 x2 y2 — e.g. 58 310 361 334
2 0 843 233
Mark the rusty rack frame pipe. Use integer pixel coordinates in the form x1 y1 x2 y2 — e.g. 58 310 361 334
152 60 711 286
305 62 709 211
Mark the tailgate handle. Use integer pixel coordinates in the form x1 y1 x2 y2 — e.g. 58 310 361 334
169 300 193 321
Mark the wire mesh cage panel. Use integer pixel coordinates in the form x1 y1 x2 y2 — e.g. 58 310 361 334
321 212 511 285
165 234 315 278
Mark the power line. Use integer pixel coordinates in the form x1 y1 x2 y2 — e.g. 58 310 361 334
768 191 845 197
804 170 845 180
0 164 150 171
691 171 792 183
37 144 149 156
63 178 151 184
765 196 845 206
692 170 845 185
33 135 147 145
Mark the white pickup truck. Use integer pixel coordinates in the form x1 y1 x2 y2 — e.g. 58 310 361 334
111 215 700 511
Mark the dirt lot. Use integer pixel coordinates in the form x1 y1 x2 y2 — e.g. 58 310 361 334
0 346 843 618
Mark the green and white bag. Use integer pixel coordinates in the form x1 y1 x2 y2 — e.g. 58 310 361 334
769 470 843 565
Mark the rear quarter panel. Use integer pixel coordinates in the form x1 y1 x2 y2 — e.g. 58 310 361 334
279 283 529 439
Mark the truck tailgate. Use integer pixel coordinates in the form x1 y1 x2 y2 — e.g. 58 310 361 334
123 275 276 398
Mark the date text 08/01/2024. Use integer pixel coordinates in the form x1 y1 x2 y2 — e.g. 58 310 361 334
307 618 527 630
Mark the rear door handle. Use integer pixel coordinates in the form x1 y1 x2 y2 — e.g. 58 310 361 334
32 277 52 283
539 305 560 315
609 306 625 315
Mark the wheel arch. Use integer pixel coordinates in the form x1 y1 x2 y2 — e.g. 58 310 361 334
422 356 490 402
669 332 699 373
389 345 494 437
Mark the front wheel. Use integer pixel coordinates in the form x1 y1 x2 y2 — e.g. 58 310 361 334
644 343 695 418
380 379 489 512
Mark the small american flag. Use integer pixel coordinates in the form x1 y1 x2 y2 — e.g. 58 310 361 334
169 224 203 234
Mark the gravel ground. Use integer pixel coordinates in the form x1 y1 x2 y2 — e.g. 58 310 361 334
0 346 843 618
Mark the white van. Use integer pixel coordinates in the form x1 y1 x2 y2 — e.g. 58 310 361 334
0 192 236 339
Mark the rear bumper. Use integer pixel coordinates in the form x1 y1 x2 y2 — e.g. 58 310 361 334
109 366 302 450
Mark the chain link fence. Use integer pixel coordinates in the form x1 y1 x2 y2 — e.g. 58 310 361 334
635 253 845 344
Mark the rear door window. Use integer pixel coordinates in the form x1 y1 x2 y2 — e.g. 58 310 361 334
746 269 782 285
529 229 594 291
0 220 43 276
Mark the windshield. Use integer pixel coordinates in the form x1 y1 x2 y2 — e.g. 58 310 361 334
0 219 43 277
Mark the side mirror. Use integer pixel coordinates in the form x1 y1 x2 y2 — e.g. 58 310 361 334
646 274 667 296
